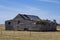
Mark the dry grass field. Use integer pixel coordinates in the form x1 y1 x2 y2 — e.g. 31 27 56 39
0 25 60 40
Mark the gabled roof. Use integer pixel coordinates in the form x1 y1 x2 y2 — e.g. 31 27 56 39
14 14 40 21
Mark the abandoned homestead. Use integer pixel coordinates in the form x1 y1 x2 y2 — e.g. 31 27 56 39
5 14 57 31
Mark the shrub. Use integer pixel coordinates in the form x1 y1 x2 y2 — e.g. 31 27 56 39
36 20 47 25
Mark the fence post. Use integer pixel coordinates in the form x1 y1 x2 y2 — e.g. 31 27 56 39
30 31 31 37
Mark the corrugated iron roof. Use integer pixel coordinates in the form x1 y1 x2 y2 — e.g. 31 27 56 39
14 14 40 21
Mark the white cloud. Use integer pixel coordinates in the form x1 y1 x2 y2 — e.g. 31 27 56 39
0 5 48 18
38 0 60 4
0 4 60 24
0 5 49 24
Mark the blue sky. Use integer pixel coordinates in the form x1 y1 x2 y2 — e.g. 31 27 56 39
0 0 60 24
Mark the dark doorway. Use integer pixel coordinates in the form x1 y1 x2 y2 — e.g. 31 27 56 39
24 28 28 31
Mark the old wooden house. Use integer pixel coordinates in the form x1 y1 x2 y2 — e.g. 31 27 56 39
5 14 57 31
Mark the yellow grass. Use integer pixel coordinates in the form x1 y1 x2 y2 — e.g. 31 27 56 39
0 26 60 40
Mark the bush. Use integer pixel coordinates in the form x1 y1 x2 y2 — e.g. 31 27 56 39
36 20 47 25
